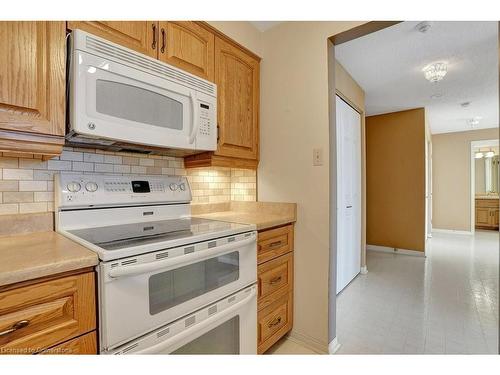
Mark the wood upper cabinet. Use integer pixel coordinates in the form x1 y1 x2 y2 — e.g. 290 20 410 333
0 21 66 157
214 36 260 161
67 21 158 58
158 22 214 81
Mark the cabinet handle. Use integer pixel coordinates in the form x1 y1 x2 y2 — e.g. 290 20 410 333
269 276 282 285
268 240 282 248
160 28 166 53
268 317 282 328
0 320 30 337
151 23 157 50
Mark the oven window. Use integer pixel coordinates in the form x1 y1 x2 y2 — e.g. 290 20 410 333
172 316 240 354
148 252 239 315
96 79 183 130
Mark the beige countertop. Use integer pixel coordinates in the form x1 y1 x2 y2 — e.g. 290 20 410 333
475 195 499 200
192 201 297 231
0 231 98 287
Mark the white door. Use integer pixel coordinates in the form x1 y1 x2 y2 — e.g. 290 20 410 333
336 96 361 294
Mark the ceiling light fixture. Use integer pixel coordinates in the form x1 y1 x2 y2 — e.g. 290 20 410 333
460 101 471 108
423 62 448 83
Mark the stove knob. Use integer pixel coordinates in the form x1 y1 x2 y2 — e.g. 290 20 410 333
169 183 178 191
85 182 98 192
67 182 81 193
179 183 186 191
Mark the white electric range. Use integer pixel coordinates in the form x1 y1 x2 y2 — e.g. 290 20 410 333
55 173 257 354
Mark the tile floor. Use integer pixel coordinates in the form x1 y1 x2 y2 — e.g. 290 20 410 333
267 336 319 355
336 230 499 354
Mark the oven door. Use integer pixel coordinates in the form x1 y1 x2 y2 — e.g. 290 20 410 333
107 285 257 355
71 50 201 150
99 232 257 350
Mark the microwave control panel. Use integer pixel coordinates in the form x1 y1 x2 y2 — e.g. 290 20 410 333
198 103 212 136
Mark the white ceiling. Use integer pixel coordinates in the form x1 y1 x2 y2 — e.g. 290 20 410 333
249 21 282 32
335 21 499 134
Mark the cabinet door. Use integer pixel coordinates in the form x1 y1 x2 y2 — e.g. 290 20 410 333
476 207 491 227
0 22 65 136
492 209 499 227
158 22 214 81
67 21 158 58
214 37 259 160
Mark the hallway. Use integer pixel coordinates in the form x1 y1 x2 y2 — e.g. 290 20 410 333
336 231 499 354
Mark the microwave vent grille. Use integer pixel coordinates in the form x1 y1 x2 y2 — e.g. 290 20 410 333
85 36 215 96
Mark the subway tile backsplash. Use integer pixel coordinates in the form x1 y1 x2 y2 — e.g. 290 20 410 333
0 148 256 215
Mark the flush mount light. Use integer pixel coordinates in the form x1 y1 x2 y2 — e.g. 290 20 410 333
423 62 448 83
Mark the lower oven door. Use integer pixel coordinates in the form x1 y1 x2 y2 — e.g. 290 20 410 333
107 285 257 355
99 231 257 350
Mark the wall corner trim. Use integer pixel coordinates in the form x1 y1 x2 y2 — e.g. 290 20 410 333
328 337 341 354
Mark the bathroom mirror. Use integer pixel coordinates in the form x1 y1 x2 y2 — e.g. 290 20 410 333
475 154 499 194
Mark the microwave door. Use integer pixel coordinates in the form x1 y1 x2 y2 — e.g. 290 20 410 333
72 51 197 150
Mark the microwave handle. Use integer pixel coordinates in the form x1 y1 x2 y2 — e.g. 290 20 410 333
108 233 256 279
188 91 199 144
132 287 256 354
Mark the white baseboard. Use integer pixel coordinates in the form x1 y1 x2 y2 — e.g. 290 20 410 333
287 330 328 354
328 337 341 354
432 228 473 235
360 265 368 274
366 244 425 257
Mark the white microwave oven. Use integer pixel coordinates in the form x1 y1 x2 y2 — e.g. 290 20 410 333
67 29 217 152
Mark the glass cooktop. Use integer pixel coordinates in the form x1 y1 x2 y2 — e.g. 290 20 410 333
68 217 250 251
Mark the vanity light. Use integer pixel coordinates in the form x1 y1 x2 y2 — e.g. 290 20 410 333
475 152 484 159
423 62 447 83
485 151 495 158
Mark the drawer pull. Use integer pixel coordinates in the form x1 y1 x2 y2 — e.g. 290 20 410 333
268 241 283 248
269 276 283 285
0 320 30 337
268 317 282 328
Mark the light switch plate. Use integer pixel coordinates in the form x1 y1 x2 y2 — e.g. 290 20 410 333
313 148 323 166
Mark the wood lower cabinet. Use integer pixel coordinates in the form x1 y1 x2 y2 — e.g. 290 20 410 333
0 270 97 355
257 224 294 354
0 21 66 158
40 331 97 355
67 21 158 58
475 199 499 230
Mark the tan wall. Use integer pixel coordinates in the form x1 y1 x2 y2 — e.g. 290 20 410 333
432 128 499 231
366 108 426 252
207 21 262 56
257 21 365 351
334 61 367 268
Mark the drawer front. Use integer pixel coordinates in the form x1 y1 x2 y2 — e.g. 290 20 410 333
475 199 499 208
0 272 96 354
40 331 97 355
258 252 293 310
258 224 294 264
257 291 293 354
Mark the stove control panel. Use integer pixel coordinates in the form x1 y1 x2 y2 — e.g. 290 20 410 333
55 173 192 209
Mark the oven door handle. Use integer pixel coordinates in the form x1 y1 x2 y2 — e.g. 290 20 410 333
132 287 256 354
107 233 256 279
188 90 198 144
